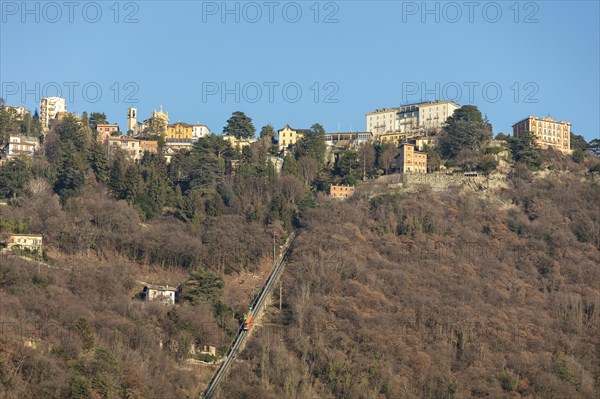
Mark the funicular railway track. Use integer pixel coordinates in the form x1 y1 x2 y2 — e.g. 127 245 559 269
202 232 296 399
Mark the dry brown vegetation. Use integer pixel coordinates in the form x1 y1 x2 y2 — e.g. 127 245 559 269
221 172 600 399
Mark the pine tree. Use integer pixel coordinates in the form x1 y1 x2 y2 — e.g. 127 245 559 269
88 141 109 183
53 141 86 202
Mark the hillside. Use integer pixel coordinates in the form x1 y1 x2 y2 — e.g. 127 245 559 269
220 171 600 399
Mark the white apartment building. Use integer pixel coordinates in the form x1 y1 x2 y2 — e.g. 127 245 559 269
365 108 400 136
192 124 210 139
366 100 459 136
40 97 66 131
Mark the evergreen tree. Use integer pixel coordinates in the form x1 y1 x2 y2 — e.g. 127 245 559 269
56 114 89 152
282 154 301 177
509 131 541 170
0 158 32 198
88 112 107 130
88 141 109 183
53 141 86 202
259 124 275 139
223 111 256 139
108 154 128 199
441 105 492 157
296 123 326 164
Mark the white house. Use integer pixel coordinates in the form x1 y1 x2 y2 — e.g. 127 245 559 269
143 284 177 305
6 136 39 158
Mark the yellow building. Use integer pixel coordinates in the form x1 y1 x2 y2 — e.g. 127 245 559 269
512 116 571 153
167 122 193 140
395 143 427 173
277 124 310 150
6 234 43 254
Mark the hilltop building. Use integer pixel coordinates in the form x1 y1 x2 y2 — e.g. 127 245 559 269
167 122 193 140
192 124 210 139
40 97 66 131
96 123 120 141
276 124 311 151
512 115 571 153
366 100 459 136
127 107 147 135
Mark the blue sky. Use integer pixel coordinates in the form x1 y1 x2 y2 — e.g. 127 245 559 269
1 1 599 141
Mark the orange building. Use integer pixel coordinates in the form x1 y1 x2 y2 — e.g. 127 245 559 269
395 143 427 173
140 140 159 154
330 185 355 198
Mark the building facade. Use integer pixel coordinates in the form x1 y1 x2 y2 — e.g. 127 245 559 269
330 185 356 198
366 100 459 136
395 143 427 173
167 122 193 140
40 97 66 131
143 284 177 305
96 123 120 141
276 124 310 150
512 116 571 153
192 124 210 139
6 234 43 254
6 136 39 158
366 108 400 136
106 136 158 161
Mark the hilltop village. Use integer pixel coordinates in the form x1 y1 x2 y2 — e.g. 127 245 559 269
0 97 599 398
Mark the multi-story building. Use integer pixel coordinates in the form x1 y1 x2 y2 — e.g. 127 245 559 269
395 143 427 173
366 100 459 136
106 136 158 161
192 124 210 139
512 115 571 153
6 136 39 158
366 108 400 136
276 124 311 150
96 123 120 141
40 97 66 131
167 122 193 140
417 101 460 133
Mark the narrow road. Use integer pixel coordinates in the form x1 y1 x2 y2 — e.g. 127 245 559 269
202 232 296 399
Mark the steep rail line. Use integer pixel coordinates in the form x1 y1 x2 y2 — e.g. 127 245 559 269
202 232 296 399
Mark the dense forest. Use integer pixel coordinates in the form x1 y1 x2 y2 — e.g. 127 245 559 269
0 102 599 398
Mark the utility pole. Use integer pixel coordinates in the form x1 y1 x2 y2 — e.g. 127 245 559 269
279 281 282 310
